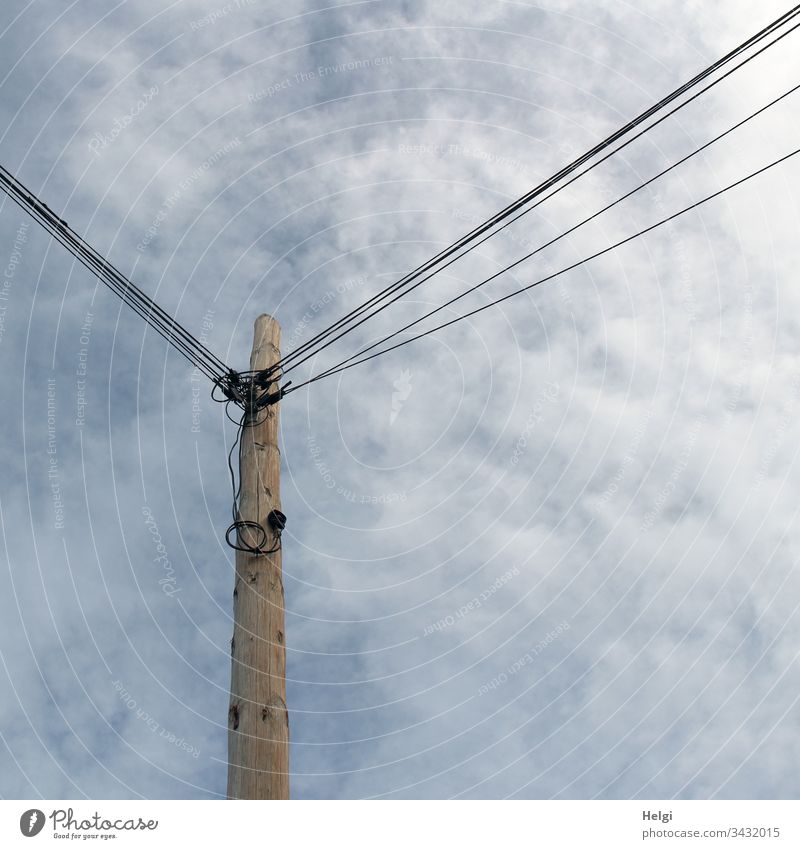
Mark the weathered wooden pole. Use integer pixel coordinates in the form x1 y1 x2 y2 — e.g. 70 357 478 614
227 314 289 799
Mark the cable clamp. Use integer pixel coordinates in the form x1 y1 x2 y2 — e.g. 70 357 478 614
254 381 292 410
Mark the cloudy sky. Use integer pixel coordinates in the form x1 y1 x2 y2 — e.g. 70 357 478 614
1 0 799 800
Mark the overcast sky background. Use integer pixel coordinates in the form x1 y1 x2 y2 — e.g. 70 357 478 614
1 0 799 800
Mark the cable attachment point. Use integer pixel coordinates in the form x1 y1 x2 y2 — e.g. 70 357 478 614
214 369 247 405
253 381 292 411
214 370 289 413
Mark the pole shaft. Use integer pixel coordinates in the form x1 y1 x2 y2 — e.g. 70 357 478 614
227 314 289 799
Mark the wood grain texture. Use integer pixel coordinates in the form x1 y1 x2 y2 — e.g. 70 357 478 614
227 314 289 800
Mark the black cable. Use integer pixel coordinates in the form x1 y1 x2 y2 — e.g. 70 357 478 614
279 14 800 377
224 404 267 553
269 4 800 376
223 399 283 555
0 165 232 381
285 144 800 393
282 20 800 380
0 165 226 371
294 79 800 385
0 191 222 381
0 185 225 381
0 183 228 379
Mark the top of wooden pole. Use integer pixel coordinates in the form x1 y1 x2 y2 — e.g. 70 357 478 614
251 314 281 371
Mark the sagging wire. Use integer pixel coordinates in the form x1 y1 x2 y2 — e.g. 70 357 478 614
213 369 291 555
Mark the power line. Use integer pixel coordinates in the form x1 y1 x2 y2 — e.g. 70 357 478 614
0 164 233 383
4 7 798 408
267 4 800 380
285 144 800 394
288 79 800 386
275 9 800 378
0 170 226 380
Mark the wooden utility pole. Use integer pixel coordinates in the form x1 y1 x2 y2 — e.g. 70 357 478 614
227 314 289 799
